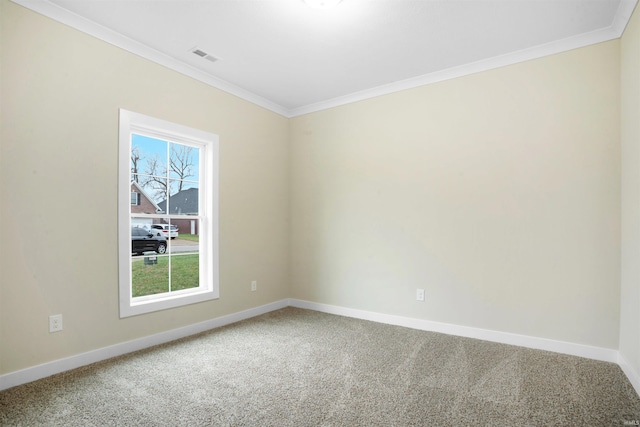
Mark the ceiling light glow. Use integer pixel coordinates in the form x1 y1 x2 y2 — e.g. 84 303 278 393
304 0 342 10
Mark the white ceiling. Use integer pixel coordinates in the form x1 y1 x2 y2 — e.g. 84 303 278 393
13 0 639 117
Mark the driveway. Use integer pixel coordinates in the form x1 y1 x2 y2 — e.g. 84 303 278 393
169 238 199 254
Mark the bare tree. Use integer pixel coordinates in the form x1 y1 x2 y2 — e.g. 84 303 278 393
131 146 141 183
170 145 195 192
139 144 196 201
140 154 168 201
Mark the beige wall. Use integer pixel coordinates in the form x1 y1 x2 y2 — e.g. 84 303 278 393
0 0 290 374
290 41 621 348
0 0 631 378
621 5 640 376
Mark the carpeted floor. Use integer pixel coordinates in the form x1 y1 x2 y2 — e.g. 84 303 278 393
1 307 639 426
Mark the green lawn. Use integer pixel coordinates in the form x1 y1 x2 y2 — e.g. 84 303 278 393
177 234 199 242
132 254 199 297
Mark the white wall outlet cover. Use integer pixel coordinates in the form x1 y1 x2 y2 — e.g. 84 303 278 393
49 314 63 333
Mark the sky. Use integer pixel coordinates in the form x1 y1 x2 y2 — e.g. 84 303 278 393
131 133 200 205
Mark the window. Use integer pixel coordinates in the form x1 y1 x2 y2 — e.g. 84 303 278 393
119 109 219 317
131 192 140 205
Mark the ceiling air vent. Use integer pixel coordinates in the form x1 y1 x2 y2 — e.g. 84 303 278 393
191 47 219 63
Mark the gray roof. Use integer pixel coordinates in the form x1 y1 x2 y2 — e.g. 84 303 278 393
158 188 198 215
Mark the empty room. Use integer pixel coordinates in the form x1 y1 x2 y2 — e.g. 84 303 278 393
2 0 640 425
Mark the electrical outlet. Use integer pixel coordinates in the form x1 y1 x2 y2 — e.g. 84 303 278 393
416 288 425 302
49 314 63 333
251 280 257 292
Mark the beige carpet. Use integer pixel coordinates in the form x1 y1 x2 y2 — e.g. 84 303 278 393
1 307 639 426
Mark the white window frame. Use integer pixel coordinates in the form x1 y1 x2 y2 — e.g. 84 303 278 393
118 109 219 318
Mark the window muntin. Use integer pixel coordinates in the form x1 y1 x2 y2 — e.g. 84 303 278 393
119 109 219 317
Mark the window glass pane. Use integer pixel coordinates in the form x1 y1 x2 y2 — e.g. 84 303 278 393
169 143 199 182
131 180 165 214
131 134 169 213
130 217 151 232
147 218 175 245
135 177 167 214
171 219 199 251
130 225 168 255
132 254 170 297
170 218 200 242
131 223 170 298
170 254 199 292
167 180 199 215
131 134 168 179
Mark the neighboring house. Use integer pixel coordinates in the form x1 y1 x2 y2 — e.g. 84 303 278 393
157 188 199 235
130 181 161 230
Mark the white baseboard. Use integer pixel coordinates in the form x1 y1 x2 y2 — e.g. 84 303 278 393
0 298 628 393
0 299 289 391
289 299 620 363
619 352 640 397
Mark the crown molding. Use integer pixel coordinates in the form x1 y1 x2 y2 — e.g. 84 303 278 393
11 0 638 119
10 0 291 118
289 0 638 117
614 0 639 36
